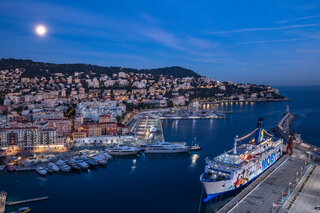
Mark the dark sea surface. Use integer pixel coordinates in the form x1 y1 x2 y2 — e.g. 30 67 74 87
1 86 319 213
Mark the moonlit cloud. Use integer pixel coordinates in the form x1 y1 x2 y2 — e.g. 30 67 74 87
275 15 320 24
237 38 311 45
207 24 320 34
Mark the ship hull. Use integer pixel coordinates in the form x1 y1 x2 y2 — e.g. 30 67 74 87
144 148 188 154
106 150 139 156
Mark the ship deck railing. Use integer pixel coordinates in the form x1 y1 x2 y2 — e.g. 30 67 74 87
201 173 232 183
207 159 242 168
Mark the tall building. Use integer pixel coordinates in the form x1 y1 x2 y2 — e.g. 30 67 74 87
0 127 60 150
98 114 111 123
47 119 73 136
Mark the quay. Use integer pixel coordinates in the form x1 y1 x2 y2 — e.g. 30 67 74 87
6 196 49 206
15 167 35 172
159 115 226 120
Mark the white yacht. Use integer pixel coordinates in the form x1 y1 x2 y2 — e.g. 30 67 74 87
65 159 81 170
55 160 71 172
35 166 47 176
88 155 107 165
99 151 112 160
48 163 60 172
105 146 140 156
74 158 89 170
144 142 189 154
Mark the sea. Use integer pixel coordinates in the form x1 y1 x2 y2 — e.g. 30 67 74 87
1 86 320 213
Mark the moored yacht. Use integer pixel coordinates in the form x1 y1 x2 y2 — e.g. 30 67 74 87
55 160 71 172
79 157 98 167
48 163 60 172
144 142 188 154
74 158 89 170
99 151 112 160
65 159 81 171
105 146 140 156
36 166 47 176
88 155 107 165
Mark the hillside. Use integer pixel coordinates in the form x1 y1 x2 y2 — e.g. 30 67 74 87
0 58 201 78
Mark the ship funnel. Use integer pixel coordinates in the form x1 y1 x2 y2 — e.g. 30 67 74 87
234 135 238 154
255 117 264 144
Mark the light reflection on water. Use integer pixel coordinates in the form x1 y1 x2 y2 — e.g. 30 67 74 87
192 119 196 130
189 154 199 168
209 119 213 130
130 159 137 173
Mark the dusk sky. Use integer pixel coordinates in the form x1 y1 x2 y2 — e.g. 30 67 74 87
1 0 320 85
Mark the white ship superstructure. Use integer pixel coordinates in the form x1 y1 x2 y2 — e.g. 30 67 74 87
105 146 140 156
200 118 283 201
145 142 188 154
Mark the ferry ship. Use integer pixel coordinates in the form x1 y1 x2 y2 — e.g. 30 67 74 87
200 118 283 201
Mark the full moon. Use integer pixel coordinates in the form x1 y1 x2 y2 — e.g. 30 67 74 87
35 25 47 36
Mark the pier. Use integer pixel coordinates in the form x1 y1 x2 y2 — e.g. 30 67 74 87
275 106 320 162
6 196 49 206
131 112 164 144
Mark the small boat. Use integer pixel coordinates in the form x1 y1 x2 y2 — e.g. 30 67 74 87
55 160 71 172
0 165 4 171
188 144 201 151
80 157 98 167
99 151 112 160
11 206 31 213
36 166 47 176
65 159 81 170
105 146 140 156
88 155 107 166
48 163 60 172
46 167 53 174
188 137 201 151
74 158 89 170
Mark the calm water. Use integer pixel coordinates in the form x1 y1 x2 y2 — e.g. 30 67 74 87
1 86 319 213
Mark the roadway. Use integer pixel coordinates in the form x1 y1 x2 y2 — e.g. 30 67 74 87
289 165 320 213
